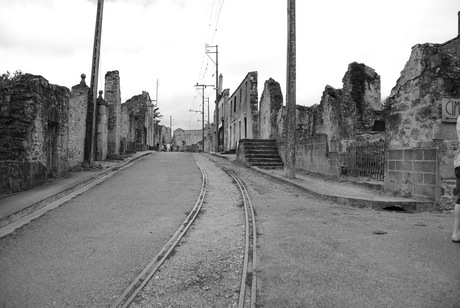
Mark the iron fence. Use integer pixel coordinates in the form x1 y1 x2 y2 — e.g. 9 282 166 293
342 140 386 181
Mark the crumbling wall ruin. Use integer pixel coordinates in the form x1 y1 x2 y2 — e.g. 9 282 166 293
0 74 70 196
105 71 121 155
259 78 283 139
68 75 88 168
383 36 460 206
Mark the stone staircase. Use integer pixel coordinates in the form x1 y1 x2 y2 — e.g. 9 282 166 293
237 139 284 169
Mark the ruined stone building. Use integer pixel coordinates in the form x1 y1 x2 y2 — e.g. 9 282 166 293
0 70 159 196
225 71 259 151
121 91 156 152
0 74 71 196
172 128 203 152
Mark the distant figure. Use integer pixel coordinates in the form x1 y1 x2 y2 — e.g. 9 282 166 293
166 143 171 152
453 115 460 243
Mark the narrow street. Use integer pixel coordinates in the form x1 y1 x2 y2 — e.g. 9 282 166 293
1 153 459 307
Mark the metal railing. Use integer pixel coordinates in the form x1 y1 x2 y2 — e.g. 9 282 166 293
342 140 386 181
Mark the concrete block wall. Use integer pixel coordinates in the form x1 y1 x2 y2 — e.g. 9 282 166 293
295 135 339 176
385 148 439 201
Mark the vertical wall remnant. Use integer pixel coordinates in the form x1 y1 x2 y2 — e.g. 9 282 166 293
69 74 89 168
105 70 121 155
96 90 108 161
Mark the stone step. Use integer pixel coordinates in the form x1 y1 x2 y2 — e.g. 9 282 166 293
247 157 283 163
250 162 284 169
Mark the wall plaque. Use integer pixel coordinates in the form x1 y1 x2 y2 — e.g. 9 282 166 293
442 98 460 123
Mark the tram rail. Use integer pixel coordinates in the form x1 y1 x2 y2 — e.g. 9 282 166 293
110 154 257 308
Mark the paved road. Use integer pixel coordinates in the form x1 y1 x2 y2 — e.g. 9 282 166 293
0 152 202 307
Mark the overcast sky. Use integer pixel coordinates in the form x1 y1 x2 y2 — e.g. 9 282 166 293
1 0 458 130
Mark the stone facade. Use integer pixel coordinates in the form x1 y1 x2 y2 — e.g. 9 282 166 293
0 74 70 196
172 128 203 152
226 71 258 151
68 75 89 168
105 71 121 155
122 91 155 152
215 88 230 152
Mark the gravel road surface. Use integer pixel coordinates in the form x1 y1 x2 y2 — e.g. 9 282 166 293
131 154 245 307
209 155 460 307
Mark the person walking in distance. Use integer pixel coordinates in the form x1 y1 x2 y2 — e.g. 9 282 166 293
453 115 460 243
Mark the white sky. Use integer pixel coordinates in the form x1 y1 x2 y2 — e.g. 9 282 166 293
0 0 458 130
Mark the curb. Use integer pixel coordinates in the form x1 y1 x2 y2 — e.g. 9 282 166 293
251 166 435 212
209 152 436 212
0 152 152 229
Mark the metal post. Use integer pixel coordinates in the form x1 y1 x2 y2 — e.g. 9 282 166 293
284 0 296 179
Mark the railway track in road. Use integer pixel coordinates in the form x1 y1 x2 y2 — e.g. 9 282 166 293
224 167 258 308
110 154 258 308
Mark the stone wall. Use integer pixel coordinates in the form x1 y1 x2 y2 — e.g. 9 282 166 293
259 78 283 139
123 91 153 152
119 104 130 154
295 63 382 148
384 36 460 206
68 75 88 168
385 37 460 179
96 92 108 161
105 71 121 155
0 74 70 196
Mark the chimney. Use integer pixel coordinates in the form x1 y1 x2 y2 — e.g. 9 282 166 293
218 74 223 94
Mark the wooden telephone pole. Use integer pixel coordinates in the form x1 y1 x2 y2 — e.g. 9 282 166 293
206 45 219 152
284 0 296 179
85 0 104 165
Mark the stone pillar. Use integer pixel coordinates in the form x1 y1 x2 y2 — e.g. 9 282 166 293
105 71 121 155
68 74 89 168
96 90 108 161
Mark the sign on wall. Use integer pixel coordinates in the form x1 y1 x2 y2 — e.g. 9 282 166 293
442 98 460 123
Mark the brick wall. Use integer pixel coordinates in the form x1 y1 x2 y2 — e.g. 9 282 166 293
385 148 439 202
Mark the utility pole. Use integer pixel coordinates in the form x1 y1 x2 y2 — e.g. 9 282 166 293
85 0 104 165
156 79 159 106
194 83 213 152
284 0 296 179
206 97 211 152
206 44 219 152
